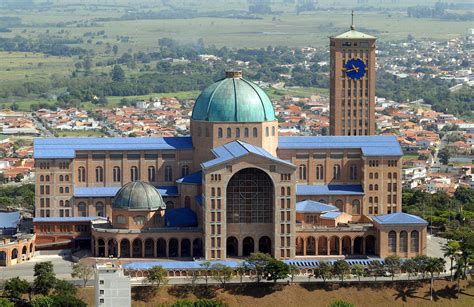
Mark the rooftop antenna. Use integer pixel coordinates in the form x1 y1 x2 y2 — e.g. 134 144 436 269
351 10 355 30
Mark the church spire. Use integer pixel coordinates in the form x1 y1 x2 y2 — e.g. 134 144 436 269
350 10 355 30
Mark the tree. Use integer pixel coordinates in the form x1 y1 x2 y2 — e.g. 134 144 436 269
329 300 354 307
441 240 461 280
424 257 445 301
4 277 30 300
0 298 15 307
384 255 401 281
30 296 53 307
111 65 125 82
245 252 273 283
315 261 333 282
368 260 384 281
264 258 289 283
112 45 119 56
351 264 365 281
401 259 418 280
288 264 299 284
438 147 450 165
199 261 212 288
235 264 248 286
33 262 56 295
332 260 350 282
71 263 94 287
54 280 77 297
49 294 87 307
211 263 233 287
146 266 168 289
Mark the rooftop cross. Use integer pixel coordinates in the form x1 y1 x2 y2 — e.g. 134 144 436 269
351 10 355 30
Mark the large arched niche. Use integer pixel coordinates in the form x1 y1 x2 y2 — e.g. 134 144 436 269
226 168 274 224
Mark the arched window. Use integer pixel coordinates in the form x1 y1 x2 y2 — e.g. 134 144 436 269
133 216 145 225
400 231 408 253
374 184 379 191
349 164 357 180
375 173 379 179
96 202 104 217
218 128 223 138
369 184 373 191
299 164 307 180
148 166 156 182
130 166 139 181
351 199 361 215
65 175 69 181
333 164 341 180
369 173 373 179
281 187 285 196
59 175 64 181
65 187 69 193
244 128 249 137
236 128 240 138
388 173 392 179
388 231 397 253
181 165 189 177
59 187 64 193
335 200 344 211
45 175 50 182
253 127 258 137
316 164 324 180
59 200 64 207
78 202 87 217
287 187 291 195
65 200 70 207
410 230 419 253
95 167 103 182
272 126 275 136
113 166 121 182
393 172 397 179
165 165 173 182
226 128 231 138
40 175 44 182
265 127 269 137
78 167 86 182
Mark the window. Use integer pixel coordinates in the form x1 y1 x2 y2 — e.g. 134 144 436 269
113 166 121 182
410 230 419 252
95 167 104 182
400 231 408 253
181 165 189 177
165 165 173 182
349 164 357 180
40 175 44 182
272 126 275 136
333 164 341 180
374 184 379 191
236 128 240 137
253 127 258 137
78 167 86 182
244 128 249 137
265 127 269 137
148 166 156 182
130 166 139 181
218 128 223 138
133 216 145 225
369 173 373 179
335 200 343 211
184 196 191 208
226 127 231 138
316 164 324 180
59 175 64 181
116 215 126 224
388 231 397 253
96 202 105 217
299 164 307 180
351 199 360 215
78 202 87 217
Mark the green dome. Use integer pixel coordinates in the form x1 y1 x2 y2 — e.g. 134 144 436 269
191 71 276 122
113 181 165 211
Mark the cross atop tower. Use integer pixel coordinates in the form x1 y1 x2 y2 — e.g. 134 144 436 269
351 10 355 30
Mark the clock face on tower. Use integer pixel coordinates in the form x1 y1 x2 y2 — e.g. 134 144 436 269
343 58 367 80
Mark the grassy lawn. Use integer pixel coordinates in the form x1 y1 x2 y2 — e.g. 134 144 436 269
53 130 107 137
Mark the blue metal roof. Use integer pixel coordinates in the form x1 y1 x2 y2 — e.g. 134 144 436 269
284 259 385 268
33 137 193 159
320 211 343 219
165 208 197 227
372 212 428 225
74 186 179 198
295 200 338 213
176 171 202 184
296 184 364 196
33 216 107 223
0 211 20 229
195 194 203 206
202 140 295 169
123 260 241 270
278 135 402 157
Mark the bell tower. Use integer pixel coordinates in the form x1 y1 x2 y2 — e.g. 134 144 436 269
329 11 377 136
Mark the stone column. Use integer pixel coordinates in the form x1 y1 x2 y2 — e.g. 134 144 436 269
362 237 366 255
303 238 307 256
142 240 145 258
351 239 354 255
326 239 330 255
104 239 109 257
154 240 157 258
315 237 319 255
94 239 99 256
117 240 121 257
338 238 342 255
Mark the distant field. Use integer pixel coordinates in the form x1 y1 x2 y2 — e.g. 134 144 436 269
53 129 107 137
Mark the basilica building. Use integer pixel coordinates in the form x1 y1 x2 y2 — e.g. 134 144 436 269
33 25 428 261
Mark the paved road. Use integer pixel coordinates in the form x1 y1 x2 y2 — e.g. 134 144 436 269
0 255 74 282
